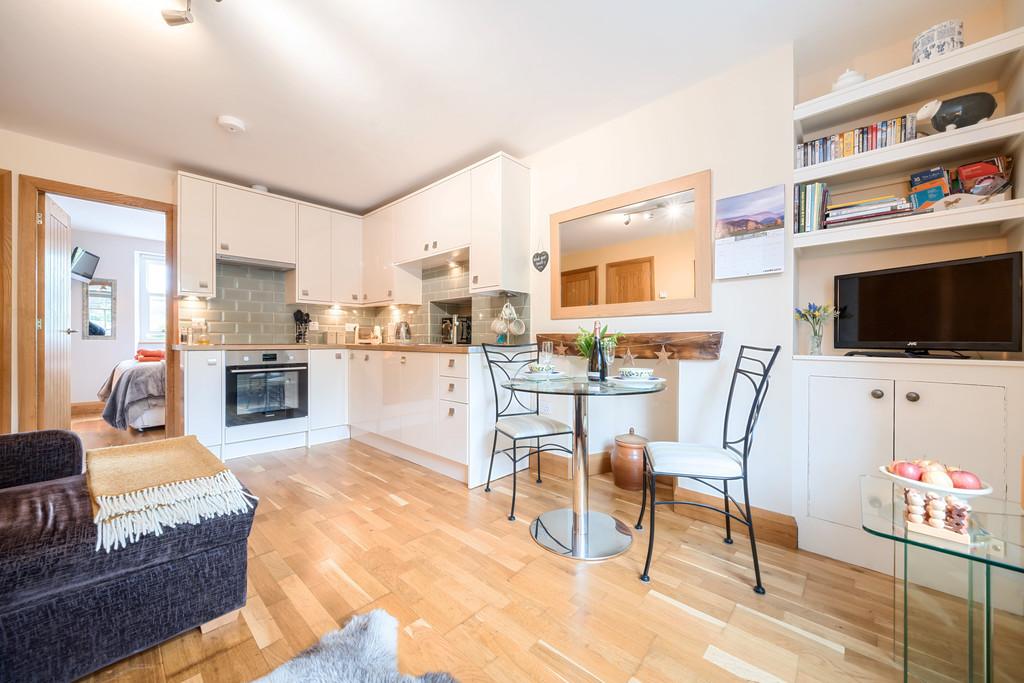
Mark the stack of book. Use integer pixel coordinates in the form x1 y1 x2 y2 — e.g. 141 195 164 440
793 182 828 233
795 113 917 168
908 166 951 210
957 155 1012 196
824 196 915 228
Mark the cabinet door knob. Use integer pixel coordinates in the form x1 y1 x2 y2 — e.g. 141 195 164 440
448 383 455 392
220 242 229 251
448 407 455 417
870 389 884 399
472 275 479 284
906 391 920 402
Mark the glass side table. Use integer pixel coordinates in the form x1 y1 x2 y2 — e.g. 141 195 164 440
860 475 1023 682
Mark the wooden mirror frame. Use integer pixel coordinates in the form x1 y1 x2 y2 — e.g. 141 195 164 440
549 170 712 320
82 278 117 340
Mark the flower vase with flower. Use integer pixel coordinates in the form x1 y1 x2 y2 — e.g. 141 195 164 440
794 302 839 355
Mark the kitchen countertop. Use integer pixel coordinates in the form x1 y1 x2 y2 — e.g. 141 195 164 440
171 343 481 354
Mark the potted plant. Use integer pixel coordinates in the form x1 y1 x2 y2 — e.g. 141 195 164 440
794 302 839 355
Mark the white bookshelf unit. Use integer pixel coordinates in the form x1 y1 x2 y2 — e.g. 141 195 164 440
790 25 1024 575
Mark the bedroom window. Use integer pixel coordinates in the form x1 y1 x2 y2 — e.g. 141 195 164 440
136 251 166 344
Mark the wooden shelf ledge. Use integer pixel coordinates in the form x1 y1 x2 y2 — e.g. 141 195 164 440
536 331 723 360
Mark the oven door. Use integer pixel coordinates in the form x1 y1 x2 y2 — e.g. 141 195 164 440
225 363 308 427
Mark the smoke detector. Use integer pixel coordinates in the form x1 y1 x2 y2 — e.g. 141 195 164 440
217 115 246 134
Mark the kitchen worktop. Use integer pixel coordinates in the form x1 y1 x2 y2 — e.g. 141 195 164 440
171 342 482 353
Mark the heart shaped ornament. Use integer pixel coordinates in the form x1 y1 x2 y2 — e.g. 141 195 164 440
532 251 549 272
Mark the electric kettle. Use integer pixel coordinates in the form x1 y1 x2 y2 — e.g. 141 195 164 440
395 320 412 343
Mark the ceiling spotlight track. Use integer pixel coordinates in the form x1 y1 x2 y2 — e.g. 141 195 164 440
163 0 222 27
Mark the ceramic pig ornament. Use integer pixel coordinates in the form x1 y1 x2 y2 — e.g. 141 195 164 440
917 93 997 132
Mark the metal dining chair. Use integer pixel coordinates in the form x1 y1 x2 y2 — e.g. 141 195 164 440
635 344 781 593
481 343 573 521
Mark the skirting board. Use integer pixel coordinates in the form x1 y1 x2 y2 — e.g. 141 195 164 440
71 401 105 417
531 450 611 478
350 432 469 484
672 486 798 549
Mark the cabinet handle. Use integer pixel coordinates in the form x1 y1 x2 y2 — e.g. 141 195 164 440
364 354 369 361
206 358 218 366
448 383 455 392
448 358 456 368
448 407 456 417
349 352 355 359
870 389 884 399
472 275 479 284
363 293 367 300
335 352 342 359
432 240 438 249
906 391 920 403
351 294 358 301
301 289 309 296
401 356 407 364
198 280 209 289
387 289 392 297
220 242 229 251
423 243 429 251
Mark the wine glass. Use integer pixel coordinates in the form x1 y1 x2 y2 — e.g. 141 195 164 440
601 338 617 376
539 341 554 368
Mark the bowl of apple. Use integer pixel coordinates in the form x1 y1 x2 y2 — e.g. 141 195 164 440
879 459 992 498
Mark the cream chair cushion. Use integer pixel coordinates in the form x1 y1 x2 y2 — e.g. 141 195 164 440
495 415 572 439
646 442 743 478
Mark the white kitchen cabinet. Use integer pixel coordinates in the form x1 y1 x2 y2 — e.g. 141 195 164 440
436 401 469 464
362 205 421 305
215 184 297 266
400 352 438 452
308 349 348 431
184 350 224 453
331 212 363 304
348 350 383 436
469 155 530 293
893 380 1006 490
807 376 894 528
288 204 334 304
393 172 472 264
176 174 216 297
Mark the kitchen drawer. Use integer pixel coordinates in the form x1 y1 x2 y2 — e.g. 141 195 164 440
439 376 468 403
435 400 468 464
438 353 468 378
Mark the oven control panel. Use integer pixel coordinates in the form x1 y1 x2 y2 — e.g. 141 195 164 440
225 349 308 367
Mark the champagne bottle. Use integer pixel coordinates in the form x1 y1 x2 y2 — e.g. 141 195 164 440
587 321 605 382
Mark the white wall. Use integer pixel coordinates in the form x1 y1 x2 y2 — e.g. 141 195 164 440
524 46 796 514
68 229 164 403
0 127 176 425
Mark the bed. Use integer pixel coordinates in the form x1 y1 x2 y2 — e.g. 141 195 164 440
97 359 166 431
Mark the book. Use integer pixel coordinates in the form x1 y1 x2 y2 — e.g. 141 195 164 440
828 201 906 219
957 156 1011 192
826 208 916 228
910 166 946 187
827 195 898 210
909 183 948 210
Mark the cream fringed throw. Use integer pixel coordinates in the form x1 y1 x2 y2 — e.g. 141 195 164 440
86 435 257 552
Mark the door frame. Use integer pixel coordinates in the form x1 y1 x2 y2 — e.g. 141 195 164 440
0 169 11 433
16 175 179 433
605 256 655 304
559 265 598 307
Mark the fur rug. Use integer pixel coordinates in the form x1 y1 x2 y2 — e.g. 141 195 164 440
256 609 457 683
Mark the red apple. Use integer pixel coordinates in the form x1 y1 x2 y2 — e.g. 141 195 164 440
889 461 923 481
949 470 983 490
921 470 954 488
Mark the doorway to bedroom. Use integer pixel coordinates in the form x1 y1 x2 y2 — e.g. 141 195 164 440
14 176 178 450
49 195 169 448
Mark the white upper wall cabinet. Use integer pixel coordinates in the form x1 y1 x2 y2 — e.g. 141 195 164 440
392 171 472 264
331 212 363 305
176 174 216 297
215 184 297 266
362 205 421 305
469 156 530 293
290 204 334 304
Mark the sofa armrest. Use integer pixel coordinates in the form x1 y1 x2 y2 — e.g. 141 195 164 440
0 430 84 490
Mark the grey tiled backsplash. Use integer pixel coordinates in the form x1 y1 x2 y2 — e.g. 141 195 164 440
178 261 529 345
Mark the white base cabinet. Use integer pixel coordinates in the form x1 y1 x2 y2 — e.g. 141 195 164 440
794 356 1019 573
308 349 348 431
183 350 224 456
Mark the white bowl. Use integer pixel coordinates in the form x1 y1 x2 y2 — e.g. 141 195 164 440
618 367 654 379
878 466 992 498
528 363 555 374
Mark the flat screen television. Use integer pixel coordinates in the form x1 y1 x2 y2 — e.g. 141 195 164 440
70 247 100 283
834 252 1022 353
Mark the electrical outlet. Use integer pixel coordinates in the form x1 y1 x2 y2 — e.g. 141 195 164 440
539 403 552 415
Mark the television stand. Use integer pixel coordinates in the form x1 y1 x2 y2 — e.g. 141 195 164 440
844 350 970 359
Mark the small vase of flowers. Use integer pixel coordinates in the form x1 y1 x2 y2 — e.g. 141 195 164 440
794 302 839 355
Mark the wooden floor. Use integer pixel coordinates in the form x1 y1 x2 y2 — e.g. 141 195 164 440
83 439 903 683
71 413 165 449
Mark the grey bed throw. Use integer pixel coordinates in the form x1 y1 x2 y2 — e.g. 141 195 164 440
102 362 166 430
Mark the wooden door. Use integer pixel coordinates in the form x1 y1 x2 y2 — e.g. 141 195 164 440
894 380 1006 497
560 266 597 307
41 195 72 429
606 257 654 304
807 376 894 528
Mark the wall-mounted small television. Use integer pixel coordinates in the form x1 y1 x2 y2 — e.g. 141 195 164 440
70 247 100 283
834 252 1022 354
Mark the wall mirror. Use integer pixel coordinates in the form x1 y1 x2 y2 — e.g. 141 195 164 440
550 170 711 319
82 278 116 339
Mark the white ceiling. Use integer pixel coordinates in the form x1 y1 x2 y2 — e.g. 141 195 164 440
0 0 993 213
561 191 694 253
51 194 166 242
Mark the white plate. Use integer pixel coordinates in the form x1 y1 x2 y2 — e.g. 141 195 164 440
608 375 665 386
520 370 566 381
877 466 993 498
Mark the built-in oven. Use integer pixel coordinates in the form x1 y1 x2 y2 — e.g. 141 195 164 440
225 350 308 427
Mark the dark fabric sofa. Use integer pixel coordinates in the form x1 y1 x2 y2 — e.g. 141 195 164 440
0 430 256 682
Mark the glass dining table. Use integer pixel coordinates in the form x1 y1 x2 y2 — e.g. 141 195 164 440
501 375 666 561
